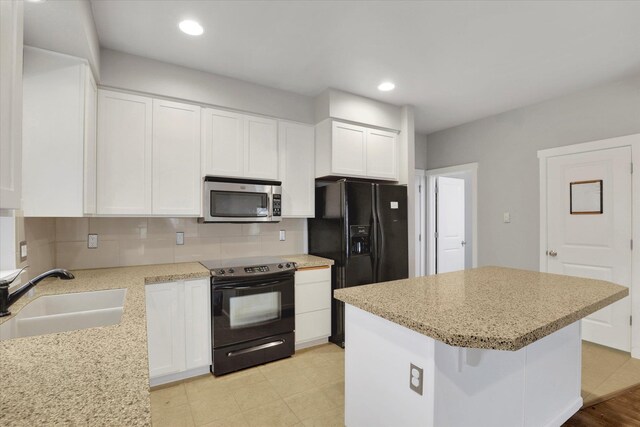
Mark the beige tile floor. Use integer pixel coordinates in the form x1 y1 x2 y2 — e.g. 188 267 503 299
151 341 640 426
581 340 640 406
150 344 345 427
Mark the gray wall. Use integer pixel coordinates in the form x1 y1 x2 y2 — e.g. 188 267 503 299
415 133 427 169
426 73 640 270
100 49 315 124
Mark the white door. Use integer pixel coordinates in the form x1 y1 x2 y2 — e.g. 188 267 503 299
244 114 278 179
145 282 185 377
546 147 631 351
184 279 211 370
332 121 366 177
201 108 244 178
279 121 315 217
152 99 201 215
97 90 152 214
366 128 398 180
436 176 465 273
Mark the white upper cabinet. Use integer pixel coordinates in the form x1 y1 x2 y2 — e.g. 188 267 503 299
97 90 153 215
152 99 201 215
202 108 278 180
365 128 398 180
0 0 23 210
315 119 399 181
331 121 367 176
245 114 278 180
22 48 96 217
201 108 244 178
279 121 315 217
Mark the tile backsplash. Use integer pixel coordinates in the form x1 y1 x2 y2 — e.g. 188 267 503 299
51 218 306 270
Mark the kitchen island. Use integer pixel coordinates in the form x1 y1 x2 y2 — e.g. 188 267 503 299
334 266 628 427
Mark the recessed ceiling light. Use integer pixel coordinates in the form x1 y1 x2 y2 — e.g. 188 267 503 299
179 20 204 36
377 82 395 92
26 0 46 3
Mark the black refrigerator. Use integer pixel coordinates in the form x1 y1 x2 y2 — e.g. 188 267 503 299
308 180 408 346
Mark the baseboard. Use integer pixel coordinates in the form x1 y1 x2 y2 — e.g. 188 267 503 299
149 365 211 388
295 337 329 351
544 397 583 427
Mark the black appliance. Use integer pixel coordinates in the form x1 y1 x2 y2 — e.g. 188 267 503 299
308 180 408 346
201 256 296 375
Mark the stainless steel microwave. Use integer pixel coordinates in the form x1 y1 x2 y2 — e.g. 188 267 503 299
201 177 282 223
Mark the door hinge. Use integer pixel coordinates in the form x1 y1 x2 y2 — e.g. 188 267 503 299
434 183 438 195
631 315 633 326
434 232 439 239
418 184 422 193
418 234 422 242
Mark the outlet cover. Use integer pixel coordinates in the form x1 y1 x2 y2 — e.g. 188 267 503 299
176 232 184 245
409 363 424 395
88 234 98 249
503 212 511 223
279 230 286 241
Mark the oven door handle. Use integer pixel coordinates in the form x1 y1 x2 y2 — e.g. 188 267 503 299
215 280 283 290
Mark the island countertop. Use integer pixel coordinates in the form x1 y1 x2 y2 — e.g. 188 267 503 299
334 266 628 351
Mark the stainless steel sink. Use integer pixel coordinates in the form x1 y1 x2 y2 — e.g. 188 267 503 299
0 288 126 341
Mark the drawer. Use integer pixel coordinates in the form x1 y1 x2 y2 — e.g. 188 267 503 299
296 279 331 313
295 266 331 285
295 309 331 344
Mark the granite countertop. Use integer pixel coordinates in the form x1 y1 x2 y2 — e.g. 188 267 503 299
334 266 628 351
0 253 332 426
284 254 334 268
0 262 209 427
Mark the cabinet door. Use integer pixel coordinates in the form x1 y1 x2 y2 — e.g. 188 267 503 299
201 108 244 178
245 114 278 179
279 121 315 217
331 121 366 177
83 67 97 215
152 99 201 215
97 90 152 214
366 128 398 180
145 282 185 377
184 279 211 370
0 0 23 209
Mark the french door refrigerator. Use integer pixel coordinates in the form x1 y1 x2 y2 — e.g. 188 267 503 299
308 180 408 346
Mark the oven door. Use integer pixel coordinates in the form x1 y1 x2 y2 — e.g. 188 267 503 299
204 180 274 222
211 272 294 348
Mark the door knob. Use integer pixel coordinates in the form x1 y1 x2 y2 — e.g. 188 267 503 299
547 250 557 257
461 240 466 247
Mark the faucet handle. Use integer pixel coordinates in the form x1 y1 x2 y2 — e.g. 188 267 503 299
0 266 28 287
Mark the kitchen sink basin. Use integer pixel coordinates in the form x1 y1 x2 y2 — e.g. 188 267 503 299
0 288 126 341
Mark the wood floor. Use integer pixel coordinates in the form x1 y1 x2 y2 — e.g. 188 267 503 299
564 385 640 426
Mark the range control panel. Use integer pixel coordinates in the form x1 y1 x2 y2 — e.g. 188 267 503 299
210 261 296 278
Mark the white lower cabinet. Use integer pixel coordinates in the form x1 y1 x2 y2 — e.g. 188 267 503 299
145 278 211 386
295 266 331 349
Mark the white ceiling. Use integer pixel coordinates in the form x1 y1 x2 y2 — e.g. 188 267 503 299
90 0 640 133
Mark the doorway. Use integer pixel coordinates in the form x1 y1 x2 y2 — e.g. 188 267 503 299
539 133 640 357
425 163 478 275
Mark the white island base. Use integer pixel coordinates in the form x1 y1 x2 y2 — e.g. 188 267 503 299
344 305 582 427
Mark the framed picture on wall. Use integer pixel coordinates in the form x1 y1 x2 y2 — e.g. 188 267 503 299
570 180 603 215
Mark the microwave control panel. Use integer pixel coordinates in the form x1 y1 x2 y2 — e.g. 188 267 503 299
272 194 282 217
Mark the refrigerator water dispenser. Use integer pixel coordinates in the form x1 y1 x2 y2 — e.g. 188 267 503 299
350 225 371 255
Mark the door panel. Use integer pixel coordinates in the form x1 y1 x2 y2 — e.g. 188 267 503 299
366 129 397 180
436 177 465 273
546 146 631 351
97 90 152 214
201 108 244 178
244 115 278 180
376 184 408 282
152 99 201 215
332 122 366 176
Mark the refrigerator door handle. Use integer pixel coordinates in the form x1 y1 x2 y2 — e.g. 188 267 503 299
375 190 385 282
371 184 379 283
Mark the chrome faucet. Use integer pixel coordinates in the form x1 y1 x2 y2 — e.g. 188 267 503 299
0 268 75 317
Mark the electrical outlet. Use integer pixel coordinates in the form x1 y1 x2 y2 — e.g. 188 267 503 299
409 363 424 395
279 230 286 241
19 241 27 262
176 232 184 245
503 212 511 223
88 234 98 249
